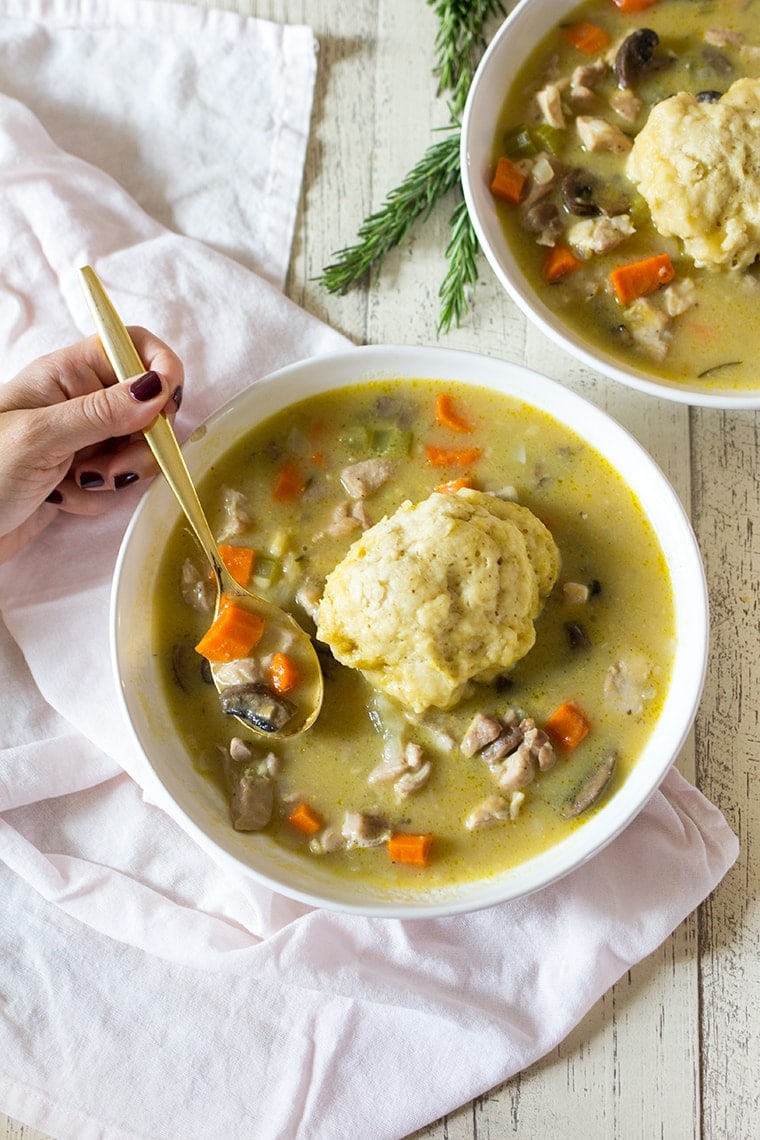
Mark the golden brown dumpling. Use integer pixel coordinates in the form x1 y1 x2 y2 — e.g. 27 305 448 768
316 490 560 714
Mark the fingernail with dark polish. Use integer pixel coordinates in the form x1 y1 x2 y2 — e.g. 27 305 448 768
129 370 162 402
45 489 63 504
114 472 140 489
171 385 183 410
79 471 105 488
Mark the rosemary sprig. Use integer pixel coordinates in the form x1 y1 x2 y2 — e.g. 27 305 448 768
438 195 481 334
429 0 506 119
318 0 506 333
319 131 462 297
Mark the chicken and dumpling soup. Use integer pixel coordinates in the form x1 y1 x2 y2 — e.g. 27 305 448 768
489 0 760 394
154 379 675 890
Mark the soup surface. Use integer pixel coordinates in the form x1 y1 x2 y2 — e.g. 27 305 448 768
154 379 675 891
491 0 760 393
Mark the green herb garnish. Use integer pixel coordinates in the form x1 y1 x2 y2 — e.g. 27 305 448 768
319 0 506 334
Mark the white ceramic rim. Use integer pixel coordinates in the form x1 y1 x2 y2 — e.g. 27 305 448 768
460 0 760 409
111 344 709 917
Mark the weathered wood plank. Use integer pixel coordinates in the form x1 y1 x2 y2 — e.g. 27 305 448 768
4 1 752 1139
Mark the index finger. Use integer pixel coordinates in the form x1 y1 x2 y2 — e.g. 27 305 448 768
0 328 184 410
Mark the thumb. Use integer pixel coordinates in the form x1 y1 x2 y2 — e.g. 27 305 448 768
40 371 170 459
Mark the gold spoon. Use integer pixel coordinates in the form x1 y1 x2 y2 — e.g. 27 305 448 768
79 265 323 740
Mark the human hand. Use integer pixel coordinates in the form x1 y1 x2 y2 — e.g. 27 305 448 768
0 328 184 564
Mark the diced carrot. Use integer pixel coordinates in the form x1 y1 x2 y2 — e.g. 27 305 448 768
543 243 583 284
611 0 657 12
272 459 307 502
435 392 474 433
435 476 474 494
218 543 255 587
425 445 482 468
269 651 299 694
490 155 527 204
311 451 325 468
561 21 611 55
194 602 265 662
544 700 591 751
288 802 322 836
388 832 433 867
609 252 675 304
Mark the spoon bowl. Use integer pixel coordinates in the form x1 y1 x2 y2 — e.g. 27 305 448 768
79 266 323 740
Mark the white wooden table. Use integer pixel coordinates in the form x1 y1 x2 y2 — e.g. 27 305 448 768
3 1 758 1137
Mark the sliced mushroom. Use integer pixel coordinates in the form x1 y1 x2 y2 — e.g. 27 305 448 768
218 682 295 733
229 770 273 831
171 638 204 693
701 43 735 74
614 28 660 89
523 201 563 238
561 168 600 216
221 748 274 831
565 621 591 650
561 752 617 819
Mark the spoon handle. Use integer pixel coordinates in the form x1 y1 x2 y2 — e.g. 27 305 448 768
78 266 224 581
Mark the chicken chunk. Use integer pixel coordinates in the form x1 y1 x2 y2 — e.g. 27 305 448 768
465 791 525 830
536 83 566 129
341 812 391 848
576 115 632 153
217 486 254 540
460 712 504 758
340 458 394 499
609 88 642 124
604 654 654 715
569 59 607 109
368 741 431 799
568 214 635 258
180 558 215 613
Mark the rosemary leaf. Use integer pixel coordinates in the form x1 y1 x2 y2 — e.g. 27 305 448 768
428 0 507 116
319 0 505 328
438 195 480 335
319 131 462 296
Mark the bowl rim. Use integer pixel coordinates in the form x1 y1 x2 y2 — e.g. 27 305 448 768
111 343 709 917
460 0 760 409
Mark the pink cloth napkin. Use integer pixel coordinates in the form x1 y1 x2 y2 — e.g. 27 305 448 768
0 4 738 1139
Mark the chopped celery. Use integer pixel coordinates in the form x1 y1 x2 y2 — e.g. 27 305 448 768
339 425 372 454
628 194 651 227
531 123 562 156
503 125 537 158
252 555 280 586
370 426 413 457
504 123 562 161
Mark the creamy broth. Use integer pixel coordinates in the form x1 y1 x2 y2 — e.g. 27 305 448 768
154 379 675 890
492 0 760 394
